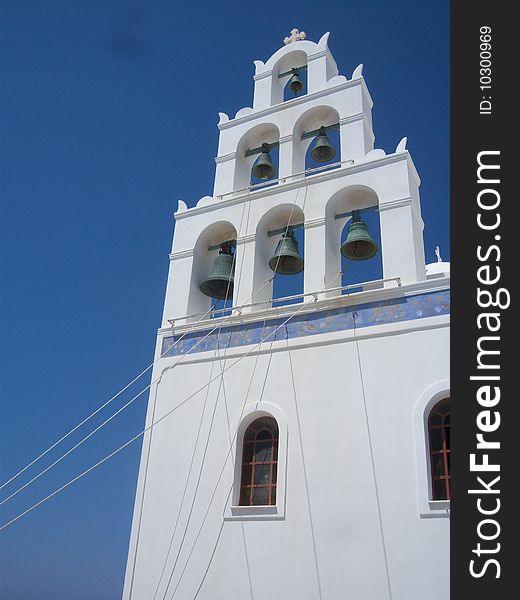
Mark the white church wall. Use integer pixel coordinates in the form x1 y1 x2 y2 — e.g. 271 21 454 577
123 308 449 599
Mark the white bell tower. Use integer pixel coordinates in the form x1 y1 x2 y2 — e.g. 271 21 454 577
123 31 449 600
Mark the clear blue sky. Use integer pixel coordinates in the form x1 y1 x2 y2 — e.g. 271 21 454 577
0 1 449 598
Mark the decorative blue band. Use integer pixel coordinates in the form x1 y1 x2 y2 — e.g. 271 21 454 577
162 289 450 357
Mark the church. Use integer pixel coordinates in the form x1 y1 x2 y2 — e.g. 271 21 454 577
123 30 450 600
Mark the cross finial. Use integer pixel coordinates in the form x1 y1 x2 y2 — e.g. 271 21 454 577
284 28 306 45
435 246 443 262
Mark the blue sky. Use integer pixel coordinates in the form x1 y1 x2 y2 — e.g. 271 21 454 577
0 1 449 598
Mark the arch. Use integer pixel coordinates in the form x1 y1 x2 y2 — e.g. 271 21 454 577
252 33 336 110
413 381 451 516
271 49 308 105
186 220 238 319
239 416 279 506
292 105 341 175
233 122 280 192
324 185 381 292
225 402 288 519
252 202 306 310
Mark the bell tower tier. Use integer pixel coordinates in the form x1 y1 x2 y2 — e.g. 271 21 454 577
123 30 449 600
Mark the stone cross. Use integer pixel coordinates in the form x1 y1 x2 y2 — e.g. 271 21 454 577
284 28 306 45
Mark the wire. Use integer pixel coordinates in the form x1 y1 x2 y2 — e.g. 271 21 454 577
159 183 305 599
168 260 351 600
0 303 214 494
169 258 354 598
0 261 322 534
286 329 323 599
151 199 252 600
168 312 277 600
1 185 292 505
352 310 393 600
0 304 242 509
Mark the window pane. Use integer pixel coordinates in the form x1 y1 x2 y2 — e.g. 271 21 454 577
432 453 445 477
434 478 447 500
252 487 270 505
272 463 278 484
445 426 450 449
444 413 450 425
241 464 252 485
256 429 272 440
254 463 271 485
430 412 442 426
254 441 272 462
240 486 251 506
271 486 277 505
242 442 254 463
430 427 443 451
244 428 255 442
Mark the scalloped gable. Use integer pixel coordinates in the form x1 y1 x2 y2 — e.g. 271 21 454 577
254 32 333 76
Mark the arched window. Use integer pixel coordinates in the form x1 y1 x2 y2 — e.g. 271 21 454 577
428 397 450 500
239 416 278 506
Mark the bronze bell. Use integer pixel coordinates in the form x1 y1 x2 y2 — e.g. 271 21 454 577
268 226 304 275
252 143 276 180
288 68 304 94
311 127 336 163
200 244 235 300
340 212 378 261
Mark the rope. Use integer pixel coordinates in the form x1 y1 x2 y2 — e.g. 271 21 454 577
168 311 277 600
161 182 306 598
137 196 252 600
352 310 393 600
1 186 300 507
168 259 352 599
0 304 215 494
286 329 323 599
154 199 251 600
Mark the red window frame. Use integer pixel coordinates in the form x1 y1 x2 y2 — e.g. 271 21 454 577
428 397 450 500
239 417 279 506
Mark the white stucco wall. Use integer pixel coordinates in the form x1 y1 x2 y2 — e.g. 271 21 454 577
123 299 449 600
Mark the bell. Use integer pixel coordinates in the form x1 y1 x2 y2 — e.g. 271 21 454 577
200 245 235 300
268 227 304 275
288 68 304 94
340 213 378 261
252 143 276 180
311 127 336 163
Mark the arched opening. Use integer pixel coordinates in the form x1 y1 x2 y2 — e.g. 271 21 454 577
239 416 279 506
325 186 383 293
253 203 305 310
271 49 308 105
428 397 451 500
234 123 280 193
187 221 238 320
293 106 341 177
282 66 308 102
340 209 382 289
250 143 279 190
304 127 340 175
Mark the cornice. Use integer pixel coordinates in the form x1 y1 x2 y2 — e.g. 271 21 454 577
174 151 412 221
219 78 365 131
